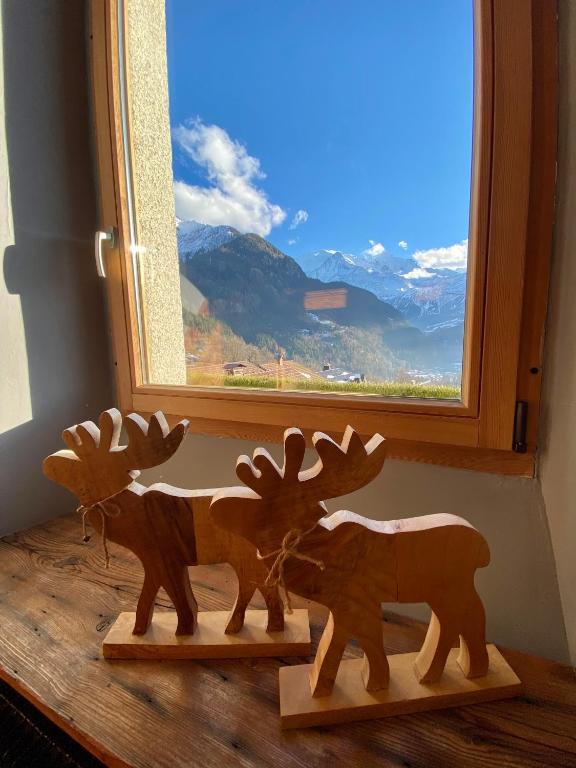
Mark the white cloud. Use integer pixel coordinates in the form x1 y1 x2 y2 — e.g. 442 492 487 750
288 238 297 246
363 239 385 257
412 239 468 271
401 267 435 280
290 209 309 230
172 118 286 237
398 240 408 251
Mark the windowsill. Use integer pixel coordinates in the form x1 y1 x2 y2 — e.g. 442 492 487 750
129 391 536 477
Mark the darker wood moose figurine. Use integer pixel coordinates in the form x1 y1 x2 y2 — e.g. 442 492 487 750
43 408 284 638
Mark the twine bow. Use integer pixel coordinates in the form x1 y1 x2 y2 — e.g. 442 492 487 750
257 524 325 613
76 492 122 568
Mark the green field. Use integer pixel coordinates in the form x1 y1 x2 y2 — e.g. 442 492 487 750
186 370 460 400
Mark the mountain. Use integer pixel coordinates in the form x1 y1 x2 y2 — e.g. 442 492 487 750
295 249 407 304
177 219 238 259
392 270 467 332
295 249 358 277
183 233 408 339
176 221 464 380
180 231 428 380
359 251 416 275
294 248 467 334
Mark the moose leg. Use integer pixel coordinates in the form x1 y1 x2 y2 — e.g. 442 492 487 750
162 566 198 636
133 572 160 635
309 613 349 697
225 578 256 634
357 615 390 692
457 589 489 678
414 608 458 683
261 585 285 632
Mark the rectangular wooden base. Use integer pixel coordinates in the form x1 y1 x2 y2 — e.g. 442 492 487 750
103 609 311 660
279 644 521 729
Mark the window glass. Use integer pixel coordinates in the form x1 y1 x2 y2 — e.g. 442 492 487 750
124 0 474 398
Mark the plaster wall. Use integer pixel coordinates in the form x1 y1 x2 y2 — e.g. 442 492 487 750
125 0 186 385
0 1 113 535
539 0 576 668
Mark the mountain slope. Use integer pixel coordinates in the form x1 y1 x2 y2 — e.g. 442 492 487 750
180 233 426 379
295 249 407 304
177 219 239 259
294 248 467 334
183 233 407 340
177 222 464 380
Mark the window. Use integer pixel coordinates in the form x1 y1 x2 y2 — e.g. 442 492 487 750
169 1 472 401
91 0 557 475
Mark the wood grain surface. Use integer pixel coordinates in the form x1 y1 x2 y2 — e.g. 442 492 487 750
1 514 575 768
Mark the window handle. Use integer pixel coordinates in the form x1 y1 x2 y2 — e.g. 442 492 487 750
94 228 116 278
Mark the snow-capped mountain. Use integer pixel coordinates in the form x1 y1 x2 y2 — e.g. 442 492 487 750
175 221 467 337
357 250 416 276
175 220 465 378
294 248 467 333
295 248 357 277
295 249 407 304
392 270 467 331
177 219 238 260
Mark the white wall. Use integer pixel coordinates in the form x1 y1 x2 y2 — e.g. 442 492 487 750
539 0 576 668
0 6 31 436
0 2 113 535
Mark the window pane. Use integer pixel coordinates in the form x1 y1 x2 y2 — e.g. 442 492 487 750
122 0 474 399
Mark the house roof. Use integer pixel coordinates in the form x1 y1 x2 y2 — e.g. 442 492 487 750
189 359 322 381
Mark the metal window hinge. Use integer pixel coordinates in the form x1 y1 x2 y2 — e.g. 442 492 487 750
94 228 116 278
513 401 528 453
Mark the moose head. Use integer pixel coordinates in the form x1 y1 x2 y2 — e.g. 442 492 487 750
210 425 387 556
43 408 189 507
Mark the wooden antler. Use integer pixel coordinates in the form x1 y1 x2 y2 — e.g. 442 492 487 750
122 412 189 470
236 448 282 495
61 409 122 460
303 427 387 499
235 429 309 496
44 409 189 506
236 426 386 503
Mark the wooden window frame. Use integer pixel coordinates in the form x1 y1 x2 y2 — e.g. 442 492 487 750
90 0 557 476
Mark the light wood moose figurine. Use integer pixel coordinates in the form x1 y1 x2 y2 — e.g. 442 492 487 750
211 426 522 727
43 409 310 659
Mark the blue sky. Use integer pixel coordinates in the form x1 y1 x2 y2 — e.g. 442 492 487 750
166 0 473 267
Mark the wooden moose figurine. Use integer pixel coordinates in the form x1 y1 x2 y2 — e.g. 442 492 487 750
43 409 284 637
211 426 491 698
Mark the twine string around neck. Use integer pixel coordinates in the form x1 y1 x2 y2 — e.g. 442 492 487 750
76 491 123 568
257 523 325 614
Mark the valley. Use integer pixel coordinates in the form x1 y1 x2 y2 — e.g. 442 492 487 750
177 221 465 397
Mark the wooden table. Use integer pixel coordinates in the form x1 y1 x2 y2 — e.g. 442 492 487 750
1 514 575 768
